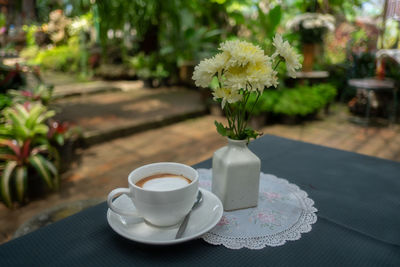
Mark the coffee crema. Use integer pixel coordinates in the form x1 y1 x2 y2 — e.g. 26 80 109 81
135 173 191 191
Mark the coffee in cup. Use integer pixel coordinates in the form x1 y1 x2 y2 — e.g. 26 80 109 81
135 173 192 191
107 162 199 227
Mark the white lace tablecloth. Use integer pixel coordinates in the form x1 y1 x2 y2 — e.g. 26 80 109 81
198 169 318 249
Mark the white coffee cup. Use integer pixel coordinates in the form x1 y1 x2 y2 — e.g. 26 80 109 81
107 162 199 227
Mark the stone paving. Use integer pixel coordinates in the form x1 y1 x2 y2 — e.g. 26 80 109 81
1 99 399 244
264 105 400 162
53 87 206 146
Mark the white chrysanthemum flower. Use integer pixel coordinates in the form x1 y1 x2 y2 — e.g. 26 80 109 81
192 59 215 87
286 13 335 32
69 17 90 35
192 52 229 88
272 34 302 78
212 87 242 109
219 40 265 67
213 52 230 70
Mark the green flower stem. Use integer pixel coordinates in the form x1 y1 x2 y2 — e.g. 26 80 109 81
230 105 239 136
228 103 238 137
224 104 234 136
237 95 245 136
243 90 261 130
237 89 251 139
220 85 261 140
274 58 283 70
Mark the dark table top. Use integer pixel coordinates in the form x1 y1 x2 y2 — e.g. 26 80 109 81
1 135 400 267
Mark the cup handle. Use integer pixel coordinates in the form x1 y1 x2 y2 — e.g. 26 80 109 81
107 188 140 217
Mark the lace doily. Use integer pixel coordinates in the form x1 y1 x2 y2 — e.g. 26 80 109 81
198 168 318 249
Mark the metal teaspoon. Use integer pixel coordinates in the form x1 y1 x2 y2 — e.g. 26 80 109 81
175 191 203 239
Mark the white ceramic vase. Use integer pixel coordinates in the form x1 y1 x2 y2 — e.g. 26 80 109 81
212 138 261 211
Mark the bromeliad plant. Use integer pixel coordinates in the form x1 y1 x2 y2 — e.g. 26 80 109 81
192 34 301 141
8 84 54 106
0 103 59 208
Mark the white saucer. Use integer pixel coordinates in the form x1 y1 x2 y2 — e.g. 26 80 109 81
107 188 223 245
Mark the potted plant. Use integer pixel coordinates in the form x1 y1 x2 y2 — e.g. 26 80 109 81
0 103 59 208
192 35 301 210
287 13 335 71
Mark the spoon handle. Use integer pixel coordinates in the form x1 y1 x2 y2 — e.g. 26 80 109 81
175 212 191 239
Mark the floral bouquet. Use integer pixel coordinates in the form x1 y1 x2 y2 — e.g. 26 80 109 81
286 13 335 44
193 34 301 141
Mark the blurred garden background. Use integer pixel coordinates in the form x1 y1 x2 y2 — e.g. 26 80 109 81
1 0 400 244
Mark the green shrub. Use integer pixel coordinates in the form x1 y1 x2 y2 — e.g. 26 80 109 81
246 83 337 117
30 37 82 72
19 46 39 61
247 90 280 115
128 52 169 81
8 84 54 106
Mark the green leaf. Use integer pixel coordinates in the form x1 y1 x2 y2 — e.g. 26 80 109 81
0 125 12 136
46 145 60 173
30 144 49 155
34 137 51 146
243 127 262 142
214 121 227 137
15 166 27 202
13 125 29 140
0 151 18 161
0 161 17 208
0 139 20 157
55 134 64 146
6 110 26 129
40 156 59 190
26 104 45 129
13 104 29 120
29 154 53 189
36 110 56 124
32 124 49 135
267 5 282 37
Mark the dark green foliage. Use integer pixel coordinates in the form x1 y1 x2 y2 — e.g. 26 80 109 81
299 26 326 44
0 64 26 93
350 52 376 79
384 58 400 87
0 94 12 113
215 121 260 142
94 0 229 81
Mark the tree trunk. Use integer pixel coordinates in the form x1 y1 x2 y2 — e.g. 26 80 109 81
22 0 37 23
